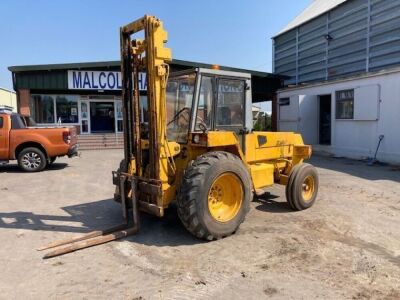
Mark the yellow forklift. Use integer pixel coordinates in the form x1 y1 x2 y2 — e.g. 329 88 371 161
40 16 318 258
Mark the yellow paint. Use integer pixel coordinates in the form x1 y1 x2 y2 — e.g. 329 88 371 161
302 175 315 201
245 132 306 163
158 129 312 209
207 131 239 147
206 131 245 160
208 173 243 222
249 163 274 189
128 158 136 175
129 16 173 211
188 131 312 191
164 141 181 157
119 15 314 217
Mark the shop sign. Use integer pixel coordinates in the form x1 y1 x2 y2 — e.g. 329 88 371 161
67 70 147 91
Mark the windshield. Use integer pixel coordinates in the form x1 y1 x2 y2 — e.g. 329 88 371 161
166 73 196 143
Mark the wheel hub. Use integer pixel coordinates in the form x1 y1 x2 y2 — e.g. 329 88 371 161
209 185 223 204
208 173 243 222
22 152 41 169
302 175 315 201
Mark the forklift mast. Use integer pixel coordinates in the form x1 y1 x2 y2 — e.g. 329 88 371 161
120 16 172 211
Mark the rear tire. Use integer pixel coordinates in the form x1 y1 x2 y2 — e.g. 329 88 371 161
286 163 319 210
177 151 252 240
285 164 302 210
18 147 47 172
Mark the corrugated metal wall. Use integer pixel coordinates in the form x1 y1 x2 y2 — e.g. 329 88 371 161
274 0 400 85
16 71 68 90
13 66 282 102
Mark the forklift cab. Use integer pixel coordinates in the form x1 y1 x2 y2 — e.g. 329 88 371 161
166 68 253 148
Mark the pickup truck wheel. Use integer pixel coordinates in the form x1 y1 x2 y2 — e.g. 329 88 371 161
18 147 47 172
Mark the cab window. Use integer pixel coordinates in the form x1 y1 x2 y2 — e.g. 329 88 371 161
195 76 213 131
166 74 196 143
0 117 3 128
216 79 245 127
11 115 27 129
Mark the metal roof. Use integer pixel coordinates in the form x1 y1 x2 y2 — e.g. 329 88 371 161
0 87 16 93
8 59 277 78
9 60 284 102
278 65 400 92
274 0 348 37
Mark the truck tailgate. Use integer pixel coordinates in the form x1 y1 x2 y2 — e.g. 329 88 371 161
69 126 78 145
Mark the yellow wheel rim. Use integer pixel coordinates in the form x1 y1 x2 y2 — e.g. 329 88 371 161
208 173 243 223
302 175 315 201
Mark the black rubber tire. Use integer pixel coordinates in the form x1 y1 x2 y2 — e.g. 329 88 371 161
177 151 252 240
286 163 319 211
285 164 302 210
18 147 47 172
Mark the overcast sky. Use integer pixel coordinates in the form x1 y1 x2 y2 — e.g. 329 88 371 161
0 0 312 112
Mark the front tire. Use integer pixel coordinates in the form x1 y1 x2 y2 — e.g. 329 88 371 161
177 151 252 240
18 147 47 172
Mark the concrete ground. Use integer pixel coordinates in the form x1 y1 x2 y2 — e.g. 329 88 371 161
0 150 399 299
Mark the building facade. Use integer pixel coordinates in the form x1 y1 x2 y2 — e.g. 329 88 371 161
273 0 400 163
0 88 17 111
9 60 282 135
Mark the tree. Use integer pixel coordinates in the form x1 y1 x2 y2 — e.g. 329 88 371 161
253 112 272 131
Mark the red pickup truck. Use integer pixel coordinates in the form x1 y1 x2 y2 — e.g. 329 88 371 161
0 110 78 172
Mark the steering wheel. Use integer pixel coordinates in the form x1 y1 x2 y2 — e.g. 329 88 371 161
195 115 208 132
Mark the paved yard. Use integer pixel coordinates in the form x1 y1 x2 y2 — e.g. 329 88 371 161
0 150 399 299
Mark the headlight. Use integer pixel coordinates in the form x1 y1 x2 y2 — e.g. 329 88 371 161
193 134 200 144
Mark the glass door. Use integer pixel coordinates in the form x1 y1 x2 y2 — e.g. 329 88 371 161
115 100 123 133
80 100 90 134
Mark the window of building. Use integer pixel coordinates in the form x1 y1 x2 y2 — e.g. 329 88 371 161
56 95 79 123
279 97 290 106
336 89 354 119
88 95 114 100
31 94 80 124
216 79 245 127
30 95 55 124
114 100 124 132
